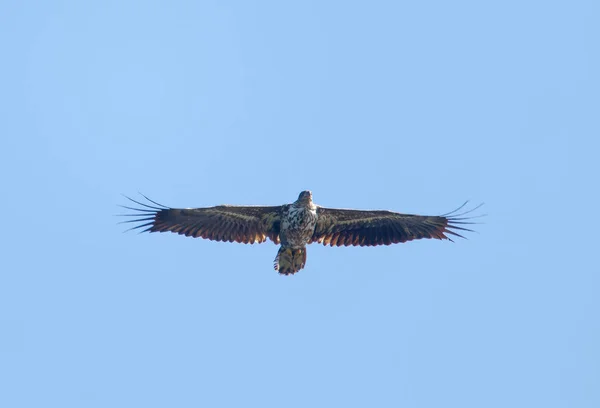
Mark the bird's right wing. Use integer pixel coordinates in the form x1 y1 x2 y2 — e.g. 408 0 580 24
119 195 282 244
311 203 481 246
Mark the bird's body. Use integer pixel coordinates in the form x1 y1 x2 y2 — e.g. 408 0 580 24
280 192 318 248
274 191 318 273
120 191 481 275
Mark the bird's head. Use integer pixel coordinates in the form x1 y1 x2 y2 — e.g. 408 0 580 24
297 190 313 204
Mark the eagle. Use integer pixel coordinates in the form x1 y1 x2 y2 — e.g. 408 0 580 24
120 191 481 275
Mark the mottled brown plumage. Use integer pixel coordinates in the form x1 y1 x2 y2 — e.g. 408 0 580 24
311 208 466 246
119 191 481 275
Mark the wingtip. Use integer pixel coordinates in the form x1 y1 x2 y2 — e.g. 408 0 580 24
442 201 485 240
117 193 170 233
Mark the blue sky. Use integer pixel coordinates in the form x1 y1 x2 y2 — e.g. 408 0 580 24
1 1 598 407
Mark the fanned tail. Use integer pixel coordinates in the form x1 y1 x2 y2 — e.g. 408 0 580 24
274 247 307 275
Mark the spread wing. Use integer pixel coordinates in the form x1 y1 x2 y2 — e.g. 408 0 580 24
311 203 481 247
119 195 282 244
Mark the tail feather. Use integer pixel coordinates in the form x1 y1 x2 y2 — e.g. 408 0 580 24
274 247 307 275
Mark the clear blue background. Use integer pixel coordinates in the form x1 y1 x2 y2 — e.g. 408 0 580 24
1 1 598 407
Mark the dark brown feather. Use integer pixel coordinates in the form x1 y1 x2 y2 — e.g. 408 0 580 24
311 203 480 247
119 195 282 244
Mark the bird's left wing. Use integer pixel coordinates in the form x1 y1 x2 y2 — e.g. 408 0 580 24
119 195 282 244
311 203 480 247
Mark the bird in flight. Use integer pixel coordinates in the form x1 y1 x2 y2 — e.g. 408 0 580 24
120 191 481 275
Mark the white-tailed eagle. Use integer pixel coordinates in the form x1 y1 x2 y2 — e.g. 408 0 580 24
120 191 481 275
